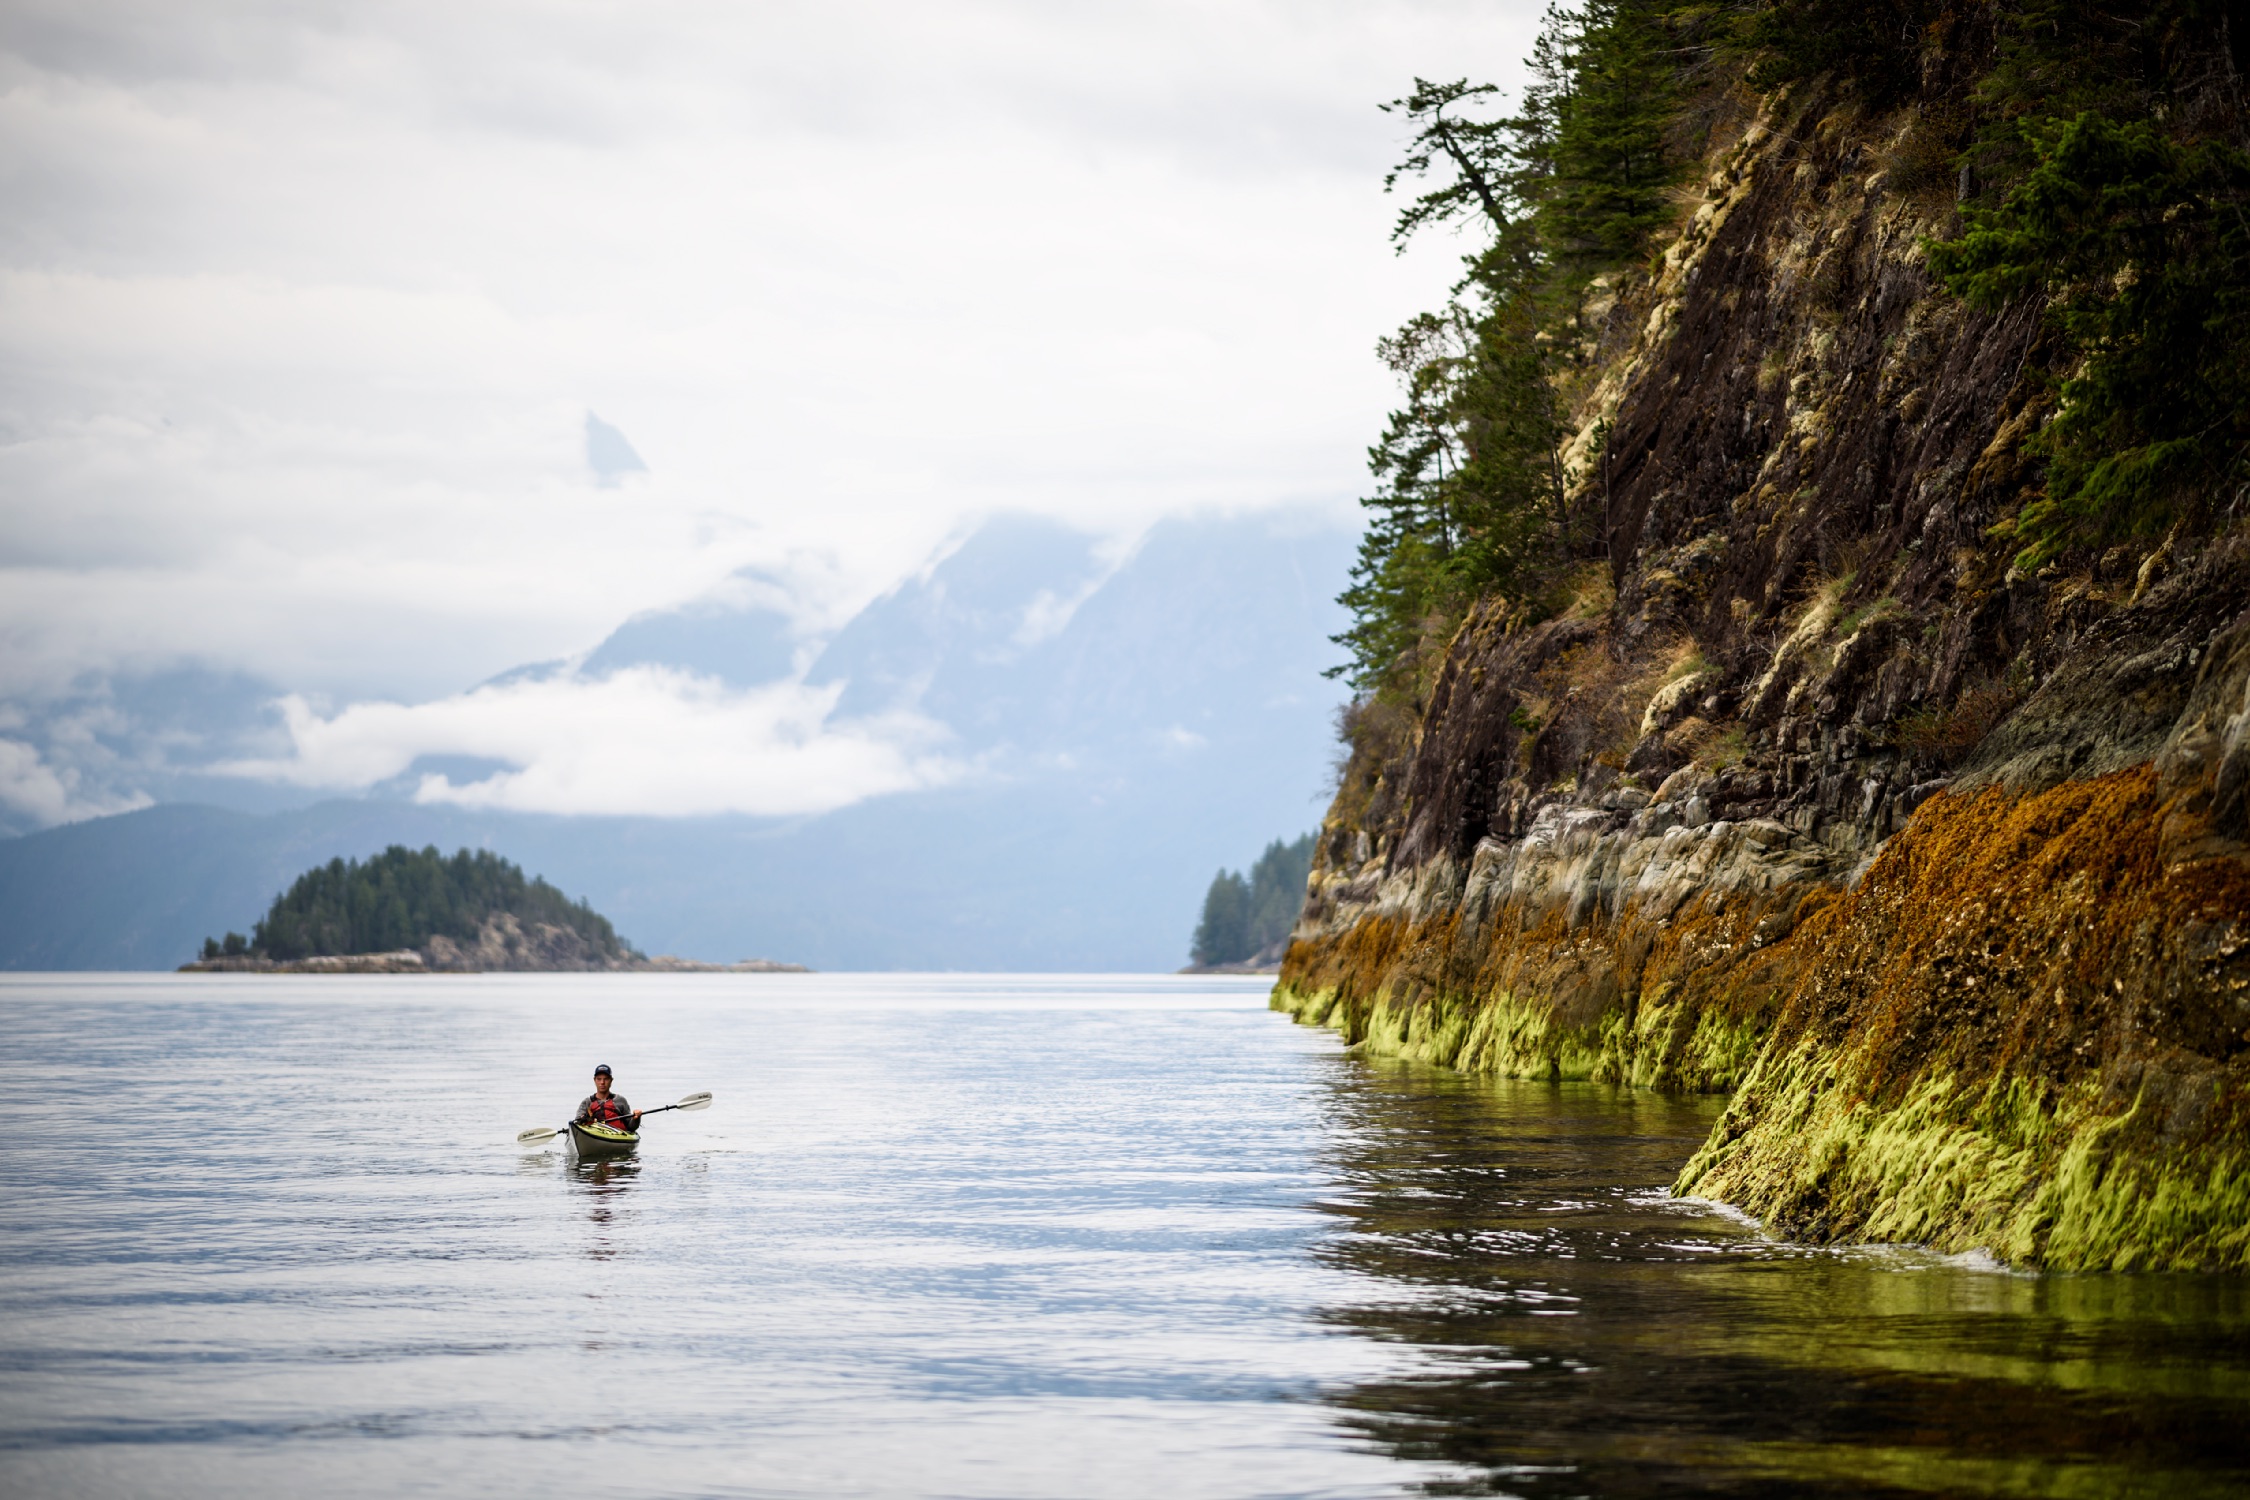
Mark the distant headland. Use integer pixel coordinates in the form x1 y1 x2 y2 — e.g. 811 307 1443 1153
178 844 808 974
1176 833 1314 975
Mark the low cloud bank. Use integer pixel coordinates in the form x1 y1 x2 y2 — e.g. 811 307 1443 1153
0 738 154 829
223 667 960 818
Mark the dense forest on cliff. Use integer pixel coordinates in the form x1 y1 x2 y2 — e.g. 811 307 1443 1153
1338 0 2248 700
202 845 633 963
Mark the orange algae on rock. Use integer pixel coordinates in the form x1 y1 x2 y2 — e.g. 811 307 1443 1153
1265 51 2250 1265
1275 883 1820 1092
1676 767 2250 1269
1280 753 2250 1268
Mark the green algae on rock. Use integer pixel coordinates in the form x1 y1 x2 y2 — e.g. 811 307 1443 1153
1278 5 2250 1270
1675 767 2250 1270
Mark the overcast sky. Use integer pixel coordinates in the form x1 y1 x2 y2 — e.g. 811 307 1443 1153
0 0 1542 822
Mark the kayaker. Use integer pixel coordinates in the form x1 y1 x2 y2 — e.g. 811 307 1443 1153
574 1065 642 1132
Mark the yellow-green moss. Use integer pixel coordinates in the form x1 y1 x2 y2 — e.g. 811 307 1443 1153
1681 1045 2250 1270
1271 983 1344 1029
1282 763 2250 1269
1271 979 1766 1092
1377 986 1611 1078
1666 766 2250 1269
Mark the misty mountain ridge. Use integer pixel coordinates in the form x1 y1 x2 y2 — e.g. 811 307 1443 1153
0 508 1355 969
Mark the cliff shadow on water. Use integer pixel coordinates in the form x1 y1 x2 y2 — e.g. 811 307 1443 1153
1307 1058 2250 1497
1280 1 2250 1270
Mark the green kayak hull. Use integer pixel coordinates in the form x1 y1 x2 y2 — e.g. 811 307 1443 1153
569 1121 639 1156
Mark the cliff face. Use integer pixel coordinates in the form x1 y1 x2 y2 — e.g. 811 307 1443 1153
1277 87 2250 1269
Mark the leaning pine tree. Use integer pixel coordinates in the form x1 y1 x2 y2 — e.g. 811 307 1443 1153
1331 0 1686 695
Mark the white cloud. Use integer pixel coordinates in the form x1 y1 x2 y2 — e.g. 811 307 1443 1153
0 737 154 827
219 666 960 817
0 0 1541 708
1012 530 1141 648
0 0 1541 827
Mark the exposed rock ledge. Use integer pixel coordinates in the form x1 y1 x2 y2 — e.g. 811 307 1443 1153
1283 540 2250 1276
183 951 435 974
180 953 813 974
179 913 810 974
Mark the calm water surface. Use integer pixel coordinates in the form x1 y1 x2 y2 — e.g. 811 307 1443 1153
1 973 2243 1498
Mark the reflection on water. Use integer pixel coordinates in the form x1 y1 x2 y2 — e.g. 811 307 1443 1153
569 1155 641 1191
2 973 2244 1500
0 973 1426 1500
1313 1056 2250 1498
570 1155 639 1258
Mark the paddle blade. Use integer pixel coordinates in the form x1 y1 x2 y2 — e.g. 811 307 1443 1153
516 1125 561 1145
673 1091 713 1112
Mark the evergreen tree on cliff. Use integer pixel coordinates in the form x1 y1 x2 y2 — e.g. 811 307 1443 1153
1334 0 1681 693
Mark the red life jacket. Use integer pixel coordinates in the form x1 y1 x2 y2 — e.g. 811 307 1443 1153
583 1092 632 1128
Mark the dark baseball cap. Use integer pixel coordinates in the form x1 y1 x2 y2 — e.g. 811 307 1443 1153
593 1064 612 1076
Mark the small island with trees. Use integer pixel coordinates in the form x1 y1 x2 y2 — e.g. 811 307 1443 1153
182 844 807 973
1183 833 1315 973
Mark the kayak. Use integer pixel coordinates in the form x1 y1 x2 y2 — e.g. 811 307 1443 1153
569 1120 640 1156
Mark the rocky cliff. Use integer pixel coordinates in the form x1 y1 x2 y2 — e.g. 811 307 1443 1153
1278 55 2250 1268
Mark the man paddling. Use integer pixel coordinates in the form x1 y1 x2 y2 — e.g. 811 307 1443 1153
575 1065 642 1132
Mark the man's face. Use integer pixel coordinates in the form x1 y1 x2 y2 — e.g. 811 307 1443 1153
594 1073 612 1095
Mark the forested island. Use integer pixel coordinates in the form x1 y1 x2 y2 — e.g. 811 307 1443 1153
184 845 806 973
1273 0 2250 1270
1185 834 1315 971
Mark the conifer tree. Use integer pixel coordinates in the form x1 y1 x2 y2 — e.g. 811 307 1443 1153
1930 113 2250 566
1191 871 1251 966
206 845 632 962
1188 833 1317 966
1545 0 1680 275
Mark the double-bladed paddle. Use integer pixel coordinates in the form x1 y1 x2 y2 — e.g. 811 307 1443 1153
515 1091 712 1146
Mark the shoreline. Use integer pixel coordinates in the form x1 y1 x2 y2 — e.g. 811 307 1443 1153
177 952 812 975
